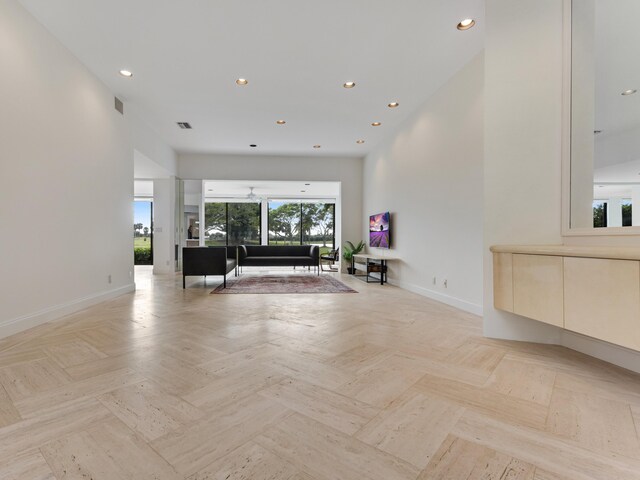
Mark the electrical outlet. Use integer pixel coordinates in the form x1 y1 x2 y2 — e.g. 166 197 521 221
129 270 133 278
443 279 448 288
433 277 436 285
107 274 112 284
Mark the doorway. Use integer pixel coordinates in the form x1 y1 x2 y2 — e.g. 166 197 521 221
134 200 153 265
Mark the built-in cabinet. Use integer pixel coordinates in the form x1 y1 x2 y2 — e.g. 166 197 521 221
491 245 640 352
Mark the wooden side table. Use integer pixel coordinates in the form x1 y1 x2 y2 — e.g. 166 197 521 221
352 253 398 285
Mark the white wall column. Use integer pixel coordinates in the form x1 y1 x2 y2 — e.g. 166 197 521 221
153 177 177 274
200 180 206 246
607 197 622 227
261 200 269 245
483 0 564 343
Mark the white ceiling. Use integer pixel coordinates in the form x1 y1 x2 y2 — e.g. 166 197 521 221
593 158 640 199
594 158 640 184
18 0 484 157
593 184 634 200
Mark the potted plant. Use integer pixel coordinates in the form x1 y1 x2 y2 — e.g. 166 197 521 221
343 240 365 274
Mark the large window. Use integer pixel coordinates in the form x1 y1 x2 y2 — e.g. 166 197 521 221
204 200 334 250
593 200 632 228
622 200 632 227
268 201 301 245
228 203 261 245
268 201 335 253
204 202 260 246
593 200 606 228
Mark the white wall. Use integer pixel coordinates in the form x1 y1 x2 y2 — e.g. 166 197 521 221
130 103 178 277
153 178 177 274
131 111 177 178
178 154 363 266
0 0 134 337
362 54 484 315
484 0 640 373
483 0 565 343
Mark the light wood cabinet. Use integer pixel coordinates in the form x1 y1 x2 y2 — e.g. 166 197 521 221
492 253 513 312
512 254 564 328
490 245 640 352
564 257 640 351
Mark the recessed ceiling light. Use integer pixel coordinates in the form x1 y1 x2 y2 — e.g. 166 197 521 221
388 102 399 108
236 78 248 85
119 70 133 78
313 145 321 149
371 122 382 127
356 139 365 144
276 120 286 125
457 18 476 30
250 144 257 147
622 89 637 96
343 82 356 88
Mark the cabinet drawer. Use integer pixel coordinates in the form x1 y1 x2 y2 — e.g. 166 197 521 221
512 254 564 327
564 257 640 351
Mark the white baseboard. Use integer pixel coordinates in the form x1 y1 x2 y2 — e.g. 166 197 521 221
0 284 135 340
387 278 483 316
561 330 640 374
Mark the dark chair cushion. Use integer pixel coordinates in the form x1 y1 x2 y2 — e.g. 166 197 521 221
245 245 312 257
183 247 235 276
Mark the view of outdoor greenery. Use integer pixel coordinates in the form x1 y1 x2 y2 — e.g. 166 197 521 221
203 201 335 252
204 202 261 246
593 201 632 228
269 202 334 249
133 199 335 265
134 201 152 265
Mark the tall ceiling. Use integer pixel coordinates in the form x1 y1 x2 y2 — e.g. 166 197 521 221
18 0 484 157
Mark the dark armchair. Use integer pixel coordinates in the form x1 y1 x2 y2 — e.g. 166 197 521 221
320 247 339 271
182 247 237 288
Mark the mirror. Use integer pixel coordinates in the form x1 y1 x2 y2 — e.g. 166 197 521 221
570 0 640 229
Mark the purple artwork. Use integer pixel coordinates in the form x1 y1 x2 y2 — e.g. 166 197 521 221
369 212 390 248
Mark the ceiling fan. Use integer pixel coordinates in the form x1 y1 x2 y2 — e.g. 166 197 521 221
247 187 260 201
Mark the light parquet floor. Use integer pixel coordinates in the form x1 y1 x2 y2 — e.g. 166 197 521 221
1 266 640 479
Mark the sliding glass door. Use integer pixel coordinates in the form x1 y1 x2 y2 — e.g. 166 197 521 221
268 201 335 254
267 201 302 245
204 199 334 253
204 202 261 246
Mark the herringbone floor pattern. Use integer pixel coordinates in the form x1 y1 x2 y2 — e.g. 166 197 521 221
1 266 640 479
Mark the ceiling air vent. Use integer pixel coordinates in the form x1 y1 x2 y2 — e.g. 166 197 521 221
177 122 192 129
114 97 124 115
